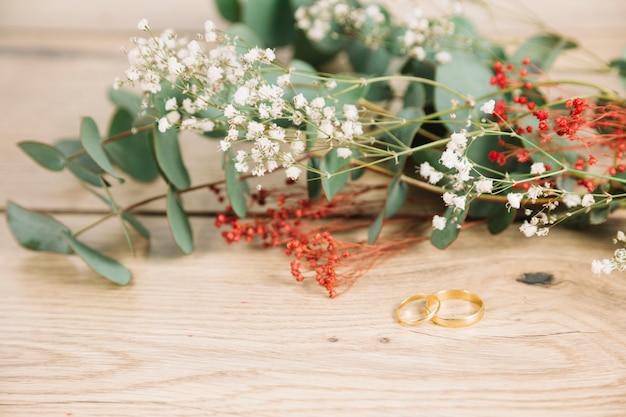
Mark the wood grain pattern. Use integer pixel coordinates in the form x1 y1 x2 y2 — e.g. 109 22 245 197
2 213 626 416
1 1 626 416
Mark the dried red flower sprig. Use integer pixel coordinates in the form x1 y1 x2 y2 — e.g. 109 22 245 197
486 59 626 192
214 185 430 297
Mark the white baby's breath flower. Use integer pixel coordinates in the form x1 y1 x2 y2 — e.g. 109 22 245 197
562 193 581 208
530 162 546 175
432 215 447 230
435 51 452 64
277 74 291 87
439 148 459 169
165 97 178 111
519 220 538 237
581 194 595 207
137 18 149 31
158 117 171 132
336 147 352 159
290 140 305 155
592 259 614 275
506 192 523 209
204 20 218 42
527 185 544 203
479 99 495 115
475 179 493 194
233 86 250 106
293 93 308 109
285 166 302 181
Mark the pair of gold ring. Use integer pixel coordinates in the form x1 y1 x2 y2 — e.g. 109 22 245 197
395 289 485 328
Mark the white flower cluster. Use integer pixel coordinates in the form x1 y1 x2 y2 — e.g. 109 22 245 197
420 130 483 230
400 9 455 61
592 231 626 275
118 21 310 179
118 20 369 182
295 0 388 46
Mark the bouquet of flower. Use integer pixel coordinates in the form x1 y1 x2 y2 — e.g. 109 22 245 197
7 0 626 297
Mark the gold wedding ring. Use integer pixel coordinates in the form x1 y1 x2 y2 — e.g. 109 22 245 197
395 294 441 326
396 289 485 328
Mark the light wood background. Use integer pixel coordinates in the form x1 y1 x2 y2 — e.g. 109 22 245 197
1 1 625 416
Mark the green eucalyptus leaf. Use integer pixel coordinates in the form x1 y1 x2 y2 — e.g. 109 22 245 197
6 201 73 254
278 59 320 102
292 31 338 67
348 40 392 75
368 176 408 244
391 106 424 147
289 0 311 8
430 206 468 249
384 106 424 172
402 59 435 105
65 160 106 187
350 166 365 181
106 109 159 182
590 205 610 225
153 127 190 190
435 50 497 133
364 81 393 102
384 176 409 218
242 0 296 48
511 34 577 72
609 58 626 89
88 188 150 239
486 202 516 234
55 139 103 173
121 212 150 239
56 138 108 186
307 157 323 200
367 212 385 245
166 187 194 254
404 82 426 109
225 153 248 217
108 88 143 116
320 149 350 201
61 230 131 285
331 76 369 108
215 0 241 22
451 15 478 38
80 116 122 179
227 23 265 53
18 141 66 171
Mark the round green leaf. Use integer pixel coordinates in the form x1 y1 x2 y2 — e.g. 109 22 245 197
65 160 105 187
153 127 190 190
106 109 159 182
226 23 265 53
6 201 73 254
367 212 385 245
225 154 248 217
166 188 194 254
430 206 468 249
18 141 65 171
215 0 241 22
80 116 122 179
486 202 516 234
307 157 322 200
320 149 350 201
242 0 296 48
348 40 392 75
108 88 143 116
61 230 131 285
434 50 497 133
511 34 577 72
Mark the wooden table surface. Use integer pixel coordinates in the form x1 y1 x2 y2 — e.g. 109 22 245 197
1 1 626 416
